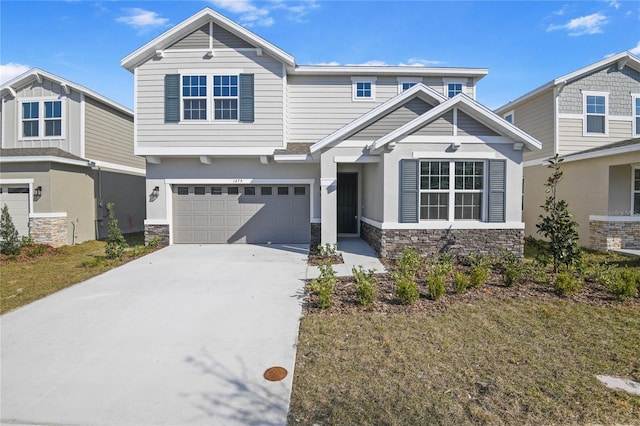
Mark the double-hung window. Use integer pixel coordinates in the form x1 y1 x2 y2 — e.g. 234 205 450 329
419 160 485 221
182 75 207 120
44 101 62 136
583 91 608 135
22 102 39 137
213 75 238 120
21 100 63 138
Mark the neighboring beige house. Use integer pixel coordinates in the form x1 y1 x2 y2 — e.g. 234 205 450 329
0 69 146 246
122 8 540 258
496 52 640 251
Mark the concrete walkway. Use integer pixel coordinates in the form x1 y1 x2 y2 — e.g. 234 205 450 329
1 244 308 426
306 238 386 279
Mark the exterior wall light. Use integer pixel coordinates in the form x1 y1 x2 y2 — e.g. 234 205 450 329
152 186 160 197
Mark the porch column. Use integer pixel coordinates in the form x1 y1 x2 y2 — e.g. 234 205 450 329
320 153 338 245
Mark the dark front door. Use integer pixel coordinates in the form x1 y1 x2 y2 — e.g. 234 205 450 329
337 173 358 233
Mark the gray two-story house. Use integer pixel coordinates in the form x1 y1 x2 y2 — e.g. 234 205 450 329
496 52 640 251
122 8 540 257
0 69 146 246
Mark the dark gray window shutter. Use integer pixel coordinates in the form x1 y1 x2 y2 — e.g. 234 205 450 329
239 73 254 123
165 74 180 123
400 159 419 223
488 160 506 223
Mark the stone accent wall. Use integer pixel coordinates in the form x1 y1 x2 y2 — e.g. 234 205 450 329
145 224 170 246
361 221 524 259
310 223 321 253
29 216 67 247
589 218 640 251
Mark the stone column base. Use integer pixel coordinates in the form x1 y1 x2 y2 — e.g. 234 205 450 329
145 224 170 246
29 214 68 247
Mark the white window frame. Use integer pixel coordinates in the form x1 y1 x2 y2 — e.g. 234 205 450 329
633 166 640 216
181 75 208 121
18 97 66 141
213 75 239 121
503 110 514 124
397 77 422 94
632 93 640 136
443 78 466 98
351 77 376 101
582 90 609 137
178 68 243 124
419 159 487 222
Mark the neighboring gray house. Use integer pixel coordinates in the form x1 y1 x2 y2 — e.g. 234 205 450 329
0 69 146 246
122 8 540 257
496 52 640 251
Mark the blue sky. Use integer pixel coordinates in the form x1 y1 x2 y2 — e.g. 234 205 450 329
1 0 639 110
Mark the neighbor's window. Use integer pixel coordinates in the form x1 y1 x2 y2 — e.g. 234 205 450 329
634 96 640 136
634 168 640 215
182 75 207 120
356 82 372 98
44 101 62 136
504 111 514 124
213 75 238 120
402 82 416 91
22 102 39 137
420 160 485 221
584 93 607 134
352 77 376 100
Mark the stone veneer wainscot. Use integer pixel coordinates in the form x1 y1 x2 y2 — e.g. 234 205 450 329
145 224 170 246
589 216 640 251
361 221 524 259
29 214 68 247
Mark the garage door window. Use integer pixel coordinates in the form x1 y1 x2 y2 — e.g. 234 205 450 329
294 186 306 195
228 187 239 195
211 187 222 195
177 187 188 195
244 187 256 195
261 187 272 196
194 187 206 195
277 187 289 195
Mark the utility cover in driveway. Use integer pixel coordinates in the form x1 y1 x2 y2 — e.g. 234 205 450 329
173 184 310 244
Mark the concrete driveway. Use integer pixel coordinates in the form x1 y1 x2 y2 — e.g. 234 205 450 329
1 244 308 426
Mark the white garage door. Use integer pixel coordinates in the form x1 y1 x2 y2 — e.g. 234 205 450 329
0 185 30 237
173 184 310 244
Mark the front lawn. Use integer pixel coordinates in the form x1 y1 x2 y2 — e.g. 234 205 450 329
289 247 640 425
0 233 160 314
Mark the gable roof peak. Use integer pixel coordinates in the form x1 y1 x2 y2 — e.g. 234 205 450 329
121 7 295 72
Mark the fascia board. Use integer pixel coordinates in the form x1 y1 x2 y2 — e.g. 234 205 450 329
0 155 91 167
121 8 295 72
291 66 488 79
309 83 446 153
1 68 133 117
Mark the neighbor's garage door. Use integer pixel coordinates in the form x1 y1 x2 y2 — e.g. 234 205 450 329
0 185 30 237
173 184 310 244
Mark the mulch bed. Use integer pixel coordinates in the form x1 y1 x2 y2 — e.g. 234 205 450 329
307 254 344 266
303 264 640 315
0 245 59 264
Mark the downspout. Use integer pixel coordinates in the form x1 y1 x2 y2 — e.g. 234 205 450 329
93 164 103 240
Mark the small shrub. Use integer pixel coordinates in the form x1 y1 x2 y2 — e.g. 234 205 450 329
500 251 524 287
105 203 127 260
20 235 34 248
26 245 47 258
397 246 421 279
394 273 419 305
309 262 336 309
587 261 615 287
454 271 469 294
606 268 640 301
82 256 105 268
526 261 551 284
353 265 377 307
0 204 21 255
553 273 583 296
317 243 338 258
146 236 161 249
469 265 490 288
427 272 446 300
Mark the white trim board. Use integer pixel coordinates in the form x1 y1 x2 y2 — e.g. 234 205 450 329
360 216 525 230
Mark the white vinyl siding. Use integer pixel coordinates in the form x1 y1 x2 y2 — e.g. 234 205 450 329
136 50 284 148
512 91 555 162
558 118 633 157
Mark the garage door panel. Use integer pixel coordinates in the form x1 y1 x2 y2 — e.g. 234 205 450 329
0 186 30 237
173 185 310 244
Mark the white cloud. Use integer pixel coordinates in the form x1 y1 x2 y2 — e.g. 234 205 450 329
609 1 620 9
210 0 320 26
553 4 569 16
210 0 273 26
547 12 608 36
399 58 444 67
630 41 640 55
0 63 30 84
346 60 389 66
116 8 169 32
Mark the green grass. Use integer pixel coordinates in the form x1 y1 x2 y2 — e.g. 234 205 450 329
0 233 158 314
289 298 640 425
